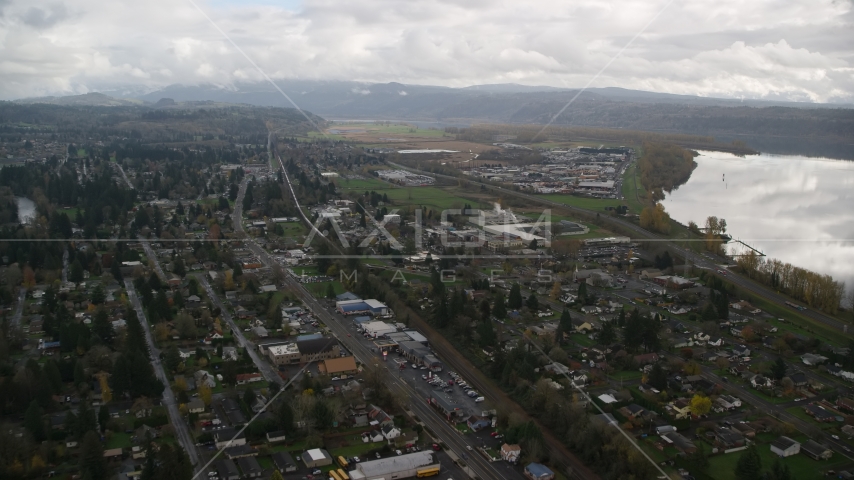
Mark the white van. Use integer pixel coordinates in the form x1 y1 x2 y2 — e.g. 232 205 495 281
474 397 485 403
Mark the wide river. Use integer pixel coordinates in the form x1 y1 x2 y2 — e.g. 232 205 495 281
662 151 854 294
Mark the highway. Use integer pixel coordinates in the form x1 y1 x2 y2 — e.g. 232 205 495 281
195 274 284 386
125 279 201 470
388 162 850 335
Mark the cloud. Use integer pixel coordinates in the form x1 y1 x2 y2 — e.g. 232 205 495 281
20 4 68 28
351 87 370 95
0 0 851 102
398 90 407 95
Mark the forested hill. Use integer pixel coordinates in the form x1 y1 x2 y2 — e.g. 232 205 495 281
0 102 325 143
132 82 854 144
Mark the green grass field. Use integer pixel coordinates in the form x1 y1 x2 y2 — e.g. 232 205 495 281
329 122 448 138
540 193 626 211
621 162 649 213
706 444 844 480
382 186 493 211
337 177 393 191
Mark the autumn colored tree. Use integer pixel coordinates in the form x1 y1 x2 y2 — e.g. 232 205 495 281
689 394 712 416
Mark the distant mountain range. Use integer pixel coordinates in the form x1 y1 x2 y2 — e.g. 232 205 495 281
13 81 854 158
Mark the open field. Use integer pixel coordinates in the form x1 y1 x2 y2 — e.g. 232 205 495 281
336 176 394 191
705 443 845 480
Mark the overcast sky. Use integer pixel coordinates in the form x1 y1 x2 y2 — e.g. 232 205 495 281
1 0 853 102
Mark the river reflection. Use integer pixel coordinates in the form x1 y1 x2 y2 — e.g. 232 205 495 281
662 151 854 293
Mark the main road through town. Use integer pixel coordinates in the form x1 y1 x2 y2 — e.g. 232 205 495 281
235 147 542 480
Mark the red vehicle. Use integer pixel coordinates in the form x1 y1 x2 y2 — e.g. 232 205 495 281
432 443 441 451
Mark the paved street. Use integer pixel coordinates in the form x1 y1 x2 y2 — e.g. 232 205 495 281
195 274 284 386
125 279 201 470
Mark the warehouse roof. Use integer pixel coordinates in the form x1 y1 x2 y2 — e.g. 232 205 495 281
354 451 435 477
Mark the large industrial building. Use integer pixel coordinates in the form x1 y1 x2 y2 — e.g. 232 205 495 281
398 341 443 371
266 337 341 366
348 451 439 480
336 299 390 316
361 320 397 337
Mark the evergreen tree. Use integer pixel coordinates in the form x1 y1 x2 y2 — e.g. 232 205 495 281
734 444 762 480
326 283 336 299
98 405 109 433
596 320 617 345
477 318 496 348
24 400 45 441
70 259 84 283
79 431 106 480
278 401 294 434
92 309 113 345
556 309 573 344
648 363 668 391
622 309 644 352
479 299 491 322
577 281 588 303
525 293 539 311
508 284 522 309
771 357 788 381
765 459 792 480
493 293 507 319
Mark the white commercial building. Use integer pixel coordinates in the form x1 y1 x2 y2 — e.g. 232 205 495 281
362 321 396 337
348 451 438 480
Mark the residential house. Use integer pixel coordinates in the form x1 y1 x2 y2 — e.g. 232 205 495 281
804 404 836 423
236 373 263 385
368 405 394 427
732 345 751 357
837 396 854 413
715 395 742 410
381 424 401 440
467 415 491 432
619 404 645 419
671 398 693 420
524 462 555 480
362 430 384 443
237 457 263 478
790 372 808 388
802 354 828 366
222 347 238 361
271 451 297 473
266 431 287 443
770 436 800 457
732 422 756 439
713 427 745 449
501 444 522 464
634 353 659 365
751 375 772 389
216 460 240 480
214 429 246 449
187 399 205 413
801 440 833 460
662 432 697 454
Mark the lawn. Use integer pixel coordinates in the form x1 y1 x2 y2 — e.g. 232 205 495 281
706 444 845 480
337 177 394 191
307 281 346 298
621 162 649 214
609 370 643 381
381 186 492 212
329 442 383 459
106 432 132 449
540 193 627 211
57 207 81 219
